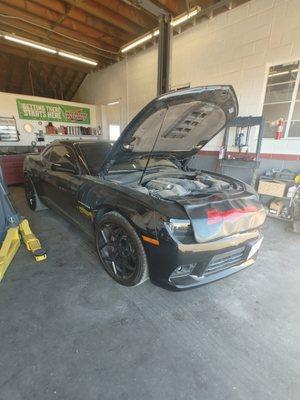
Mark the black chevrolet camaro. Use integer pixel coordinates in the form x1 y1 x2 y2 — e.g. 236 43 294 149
24 86 266 289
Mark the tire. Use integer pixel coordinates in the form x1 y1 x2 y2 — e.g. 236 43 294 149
24 175 47 211
95 211 148 286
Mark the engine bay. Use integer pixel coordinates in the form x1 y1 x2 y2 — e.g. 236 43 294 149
134 172 235 199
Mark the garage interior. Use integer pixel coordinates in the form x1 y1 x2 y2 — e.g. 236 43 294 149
0 0 300 399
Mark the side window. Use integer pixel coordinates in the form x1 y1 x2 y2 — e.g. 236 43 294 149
50 145 78 170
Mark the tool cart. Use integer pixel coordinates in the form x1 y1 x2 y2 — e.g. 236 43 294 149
257 170 300 233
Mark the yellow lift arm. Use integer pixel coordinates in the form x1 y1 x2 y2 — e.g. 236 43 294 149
0 166 46 282
0 219 47 282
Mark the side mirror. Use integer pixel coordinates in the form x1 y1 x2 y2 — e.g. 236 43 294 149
51 163 77 174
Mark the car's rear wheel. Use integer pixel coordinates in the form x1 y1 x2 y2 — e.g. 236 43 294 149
95 211 148 286
24 175 46 211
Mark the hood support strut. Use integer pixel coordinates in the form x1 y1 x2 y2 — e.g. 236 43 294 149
138 106 169 185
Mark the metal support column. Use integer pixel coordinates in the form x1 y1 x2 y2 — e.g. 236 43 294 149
157 14 172 96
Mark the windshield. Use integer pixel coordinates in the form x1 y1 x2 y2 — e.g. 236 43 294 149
109 157 179 172
78 142 113 174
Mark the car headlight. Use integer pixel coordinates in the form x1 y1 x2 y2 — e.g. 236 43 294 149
165 218 194 243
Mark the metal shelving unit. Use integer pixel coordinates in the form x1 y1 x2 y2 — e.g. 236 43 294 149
0 116 19 142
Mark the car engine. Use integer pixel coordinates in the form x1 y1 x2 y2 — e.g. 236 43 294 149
142 174 232 199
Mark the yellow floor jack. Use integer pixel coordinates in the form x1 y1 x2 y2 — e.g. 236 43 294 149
0 168 46 282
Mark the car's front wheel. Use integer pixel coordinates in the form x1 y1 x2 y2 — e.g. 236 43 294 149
95 211 148 286
24 175 46 211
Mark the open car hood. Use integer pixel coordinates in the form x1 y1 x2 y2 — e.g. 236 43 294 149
102 85 238 172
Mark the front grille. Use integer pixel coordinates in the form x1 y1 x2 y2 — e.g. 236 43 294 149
204 247 246 276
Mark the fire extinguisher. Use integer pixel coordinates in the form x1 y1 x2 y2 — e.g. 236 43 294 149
219 145 225 159
275 118 284 140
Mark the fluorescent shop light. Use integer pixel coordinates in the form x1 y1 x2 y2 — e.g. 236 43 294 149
121 8 200 53
58 51 98 66
107 100 120 106
171 8 199 27
121 34 153 53
4 35 56 54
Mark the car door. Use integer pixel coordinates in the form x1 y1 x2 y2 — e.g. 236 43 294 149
37 146 53 201
44 144 84 222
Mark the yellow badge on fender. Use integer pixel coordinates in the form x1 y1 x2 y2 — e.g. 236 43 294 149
78 205 93 219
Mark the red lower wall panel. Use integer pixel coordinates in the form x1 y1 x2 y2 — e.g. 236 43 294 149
0 155 26 185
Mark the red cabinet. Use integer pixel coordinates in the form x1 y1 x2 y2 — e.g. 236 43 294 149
0 154 26 185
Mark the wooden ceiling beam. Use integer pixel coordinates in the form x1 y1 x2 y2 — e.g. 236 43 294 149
0 1 119 53
92 0 157 29
5 54 13 92
69 72 87 101
11 58 26 94
20 60 29 94
65 70 79 100
31 0 134 42
36 65 59 98
62 0 145 36
1 0 123 49
150 0 186 15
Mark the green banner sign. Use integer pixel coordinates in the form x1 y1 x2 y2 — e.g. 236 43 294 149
16 99 90 125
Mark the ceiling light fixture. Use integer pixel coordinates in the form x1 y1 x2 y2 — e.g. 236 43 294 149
121 7 200 54
121 34 153 53
58 51 98 66
4 35 57 54
107 100 120 106
171 8 199 27
3 33 98 66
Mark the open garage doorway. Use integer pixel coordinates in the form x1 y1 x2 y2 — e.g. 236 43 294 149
101 101 121 142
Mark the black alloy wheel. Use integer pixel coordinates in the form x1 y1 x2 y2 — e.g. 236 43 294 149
24 176 37 211
24 175 46 211
95 211 148 286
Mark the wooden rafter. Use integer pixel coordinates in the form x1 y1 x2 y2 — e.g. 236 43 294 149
32 0 134 42
92 0 157 29
62 0 145 36
1 0 123 49
0 1 119 53
69 72 87 100
5 54 13 92
150 0 186 15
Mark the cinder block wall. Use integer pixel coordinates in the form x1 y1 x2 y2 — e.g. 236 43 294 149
75 0 300 172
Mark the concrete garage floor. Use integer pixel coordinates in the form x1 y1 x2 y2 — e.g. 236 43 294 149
0 186 299 400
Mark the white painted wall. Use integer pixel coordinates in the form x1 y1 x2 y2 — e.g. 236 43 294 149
0 91 99 147
75 0 300 156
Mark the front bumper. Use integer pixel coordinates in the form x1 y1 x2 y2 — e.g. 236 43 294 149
144 230 263 290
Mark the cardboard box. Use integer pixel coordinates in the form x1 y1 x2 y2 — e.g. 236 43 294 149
258 179 287 197
269 199 284 216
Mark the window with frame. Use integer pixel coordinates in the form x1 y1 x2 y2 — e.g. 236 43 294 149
109 124 120 141
262 61 300 138
50 145 78 170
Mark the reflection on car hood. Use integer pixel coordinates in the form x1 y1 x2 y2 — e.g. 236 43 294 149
102 85 238 173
